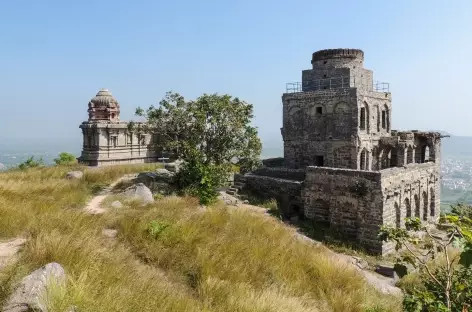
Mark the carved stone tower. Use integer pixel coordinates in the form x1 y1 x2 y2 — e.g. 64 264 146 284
87 89 120 122
78 89 157 166
281 48 392 170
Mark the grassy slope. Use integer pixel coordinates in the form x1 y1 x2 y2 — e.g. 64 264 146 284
0 165 401 312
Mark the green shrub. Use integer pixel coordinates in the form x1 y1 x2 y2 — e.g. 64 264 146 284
174 159 228 205
54 152 77 165
18 156 44 170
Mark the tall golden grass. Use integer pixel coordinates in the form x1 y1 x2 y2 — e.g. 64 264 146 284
0 165 401 312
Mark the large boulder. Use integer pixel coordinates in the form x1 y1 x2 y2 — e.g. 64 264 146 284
3 262 66 312
66 171 83 180
123 183 154 204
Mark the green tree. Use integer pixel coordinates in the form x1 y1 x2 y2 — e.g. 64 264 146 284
54 152 77 165
379 216 472 311
136 92 262 204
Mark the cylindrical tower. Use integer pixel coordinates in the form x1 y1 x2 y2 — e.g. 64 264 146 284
311 48 364 70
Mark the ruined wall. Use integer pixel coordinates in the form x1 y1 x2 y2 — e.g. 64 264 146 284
262 157 285 167
245 174 304 217
380 163 441 229
302 166 386 254
250 167 305 181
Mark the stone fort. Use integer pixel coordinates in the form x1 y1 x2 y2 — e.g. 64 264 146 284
241 48 442 255
78 89 158 166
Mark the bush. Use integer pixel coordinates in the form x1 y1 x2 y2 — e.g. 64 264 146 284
174 159 228 205
54 152 77 165
18 156 44 170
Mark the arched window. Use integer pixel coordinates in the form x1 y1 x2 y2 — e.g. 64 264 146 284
390 148 398 168
395 202 401 228
407 146 414 164
430 188 436 217
360 148 367 170
423 191 428 221
405 198 411 218
424 146 430 162
414 194 420 218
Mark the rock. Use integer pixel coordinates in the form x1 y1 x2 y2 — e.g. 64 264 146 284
0 238 27 270
66 171 83 180
352 256 369 270
3 262 66 312
123 183 154 204
164 160 184 173
111 200 123 209
375 264 395 278
102 229 118 238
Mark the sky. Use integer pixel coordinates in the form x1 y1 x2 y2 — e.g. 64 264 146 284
0 0 471 152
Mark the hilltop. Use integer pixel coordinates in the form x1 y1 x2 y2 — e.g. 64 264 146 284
0 164 401 312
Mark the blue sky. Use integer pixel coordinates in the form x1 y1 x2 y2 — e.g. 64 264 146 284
0 0 471 151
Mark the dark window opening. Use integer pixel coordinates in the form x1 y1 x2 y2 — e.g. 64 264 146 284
323 61 327 64
389 149 397 168
316 107 323 115
360 107 366 130
323 74 327 78
315 156 324 167
381 111 386 129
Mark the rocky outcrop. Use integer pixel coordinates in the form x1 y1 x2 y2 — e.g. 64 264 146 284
2 262 66 312
123 183 154 204
66 171 83 180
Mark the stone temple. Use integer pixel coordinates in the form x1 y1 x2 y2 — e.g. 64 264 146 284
241 48 442 255
78 89 158 166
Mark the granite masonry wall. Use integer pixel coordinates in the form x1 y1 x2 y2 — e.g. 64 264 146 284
380 163 441 230
245 170 304 217
301 166 387 254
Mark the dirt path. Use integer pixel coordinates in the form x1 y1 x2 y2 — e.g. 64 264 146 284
0 238 27 271
84 174 137 215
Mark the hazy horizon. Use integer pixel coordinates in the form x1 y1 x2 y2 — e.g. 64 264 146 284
1 0 472 144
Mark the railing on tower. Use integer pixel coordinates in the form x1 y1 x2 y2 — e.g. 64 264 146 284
285 76 389 93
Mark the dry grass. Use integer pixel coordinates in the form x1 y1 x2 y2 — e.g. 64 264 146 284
0 165 401 312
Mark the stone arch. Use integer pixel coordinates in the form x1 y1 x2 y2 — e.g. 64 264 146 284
376 105 380 132
334 101 350 113
383 104 390 131
430 187 435 217
371 146 379 170
360 101 370 133
423 145 431 162
407 145 414 164
359 148 367 170
288 105 301 116
405 197 411 218
390 148 398 167
395 202 401 228
423 191 428 221
414 194 420 218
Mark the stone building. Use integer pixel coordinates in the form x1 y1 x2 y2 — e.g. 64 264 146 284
242 49 442 255
78 89 158 166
